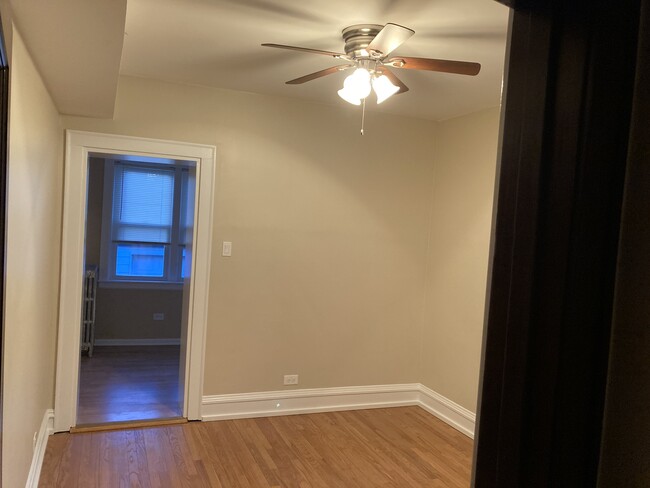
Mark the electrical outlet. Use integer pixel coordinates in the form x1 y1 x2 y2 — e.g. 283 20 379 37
153 313 164 321
284 374 299 385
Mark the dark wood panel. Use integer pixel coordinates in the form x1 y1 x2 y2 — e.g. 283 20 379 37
40 407 473 487
597 1 650 486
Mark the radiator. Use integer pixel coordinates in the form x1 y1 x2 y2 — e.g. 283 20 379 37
81 265 98 357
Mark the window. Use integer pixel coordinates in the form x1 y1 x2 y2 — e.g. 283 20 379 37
100 160 194 284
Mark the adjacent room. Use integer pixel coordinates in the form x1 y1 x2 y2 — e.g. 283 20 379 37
0 0 510 486
77 154 196 425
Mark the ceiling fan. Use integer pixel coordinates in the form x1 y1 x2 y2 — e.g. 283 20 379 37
262 23 481 106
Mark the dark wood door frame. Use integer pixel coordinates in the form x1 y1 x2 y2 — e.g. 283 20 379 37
474 0 642 486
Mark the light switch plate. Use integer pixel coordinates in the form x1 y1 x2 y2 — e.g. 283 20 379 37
222 241 232 256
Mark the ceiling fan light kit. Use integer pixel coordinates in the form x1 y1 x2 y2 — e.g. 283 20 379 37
338 67 372 105
371 74 400 104
335 61 401 106
262 22 481 133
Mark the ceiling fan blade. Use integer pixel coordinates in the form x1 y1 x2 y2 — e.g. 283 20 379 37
385 56 481 75
262 43 346 59
286 65 354 84
367 23 415 58
378 67 409 94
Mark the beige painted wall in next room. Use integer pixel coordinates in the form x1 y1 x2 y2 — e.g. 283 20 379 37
85 157 182 341
62 75 500 410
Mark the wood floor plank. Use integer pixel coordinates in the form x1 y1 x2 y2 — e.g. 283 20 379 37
142 426 175 488
54 432 85 488
108 430 130 487
76 431 100 487
185 423 224 487
77 346 181 425
232 419 279 486
125 429 152 488
40 406 473 487
196 421 241 487
225 420 275 487
39 433 69 487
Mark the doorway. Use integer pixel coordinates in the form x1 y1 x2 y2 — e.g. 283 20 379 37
54 131 216 433
76 155 196 426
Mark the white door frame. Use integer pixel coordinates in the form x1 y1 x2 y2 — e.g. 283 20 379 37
54 130 216 432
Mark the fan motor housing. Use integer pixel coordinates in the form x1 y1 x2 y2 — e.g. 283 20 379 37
341 24 384 58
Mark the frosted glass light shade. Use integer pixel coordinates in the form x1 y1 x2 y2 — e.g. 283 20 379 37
346 68 372 98
372 75 400 104
337 87 361 105
338 68 372 105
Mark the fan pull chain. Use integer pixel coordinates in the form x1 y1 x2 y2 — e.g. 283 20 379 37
360 98 366 136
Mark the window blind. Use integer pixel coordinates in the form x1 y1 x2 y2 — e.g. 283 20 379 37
112 164 175 243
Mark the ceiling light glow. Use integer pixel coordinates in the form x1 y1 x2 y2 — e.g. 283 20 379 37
338 68 371 105
337 87 361 105
372 74 400 104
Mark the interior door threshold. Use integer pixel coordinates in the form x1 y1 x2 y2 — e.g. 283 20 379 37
71 417 188 433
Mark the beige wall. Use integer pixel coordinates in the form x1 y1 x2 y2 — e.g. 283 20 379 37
420 107 500 411
63 75 439 395
85 156 104 266
61 75 498 406
2 28 63 488
85 157 182 340
94 288 182 340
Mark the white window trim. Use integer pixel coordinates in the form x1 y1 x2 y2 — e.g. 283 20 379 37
99 160 190 285
97 280 184 291
55 130 216 432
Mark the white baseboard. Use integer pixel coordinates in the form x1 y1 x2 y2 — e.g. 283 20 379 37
201 383 476 438
94 338 181 346
202 384 421 421
26 409 54 488
418 385 476 439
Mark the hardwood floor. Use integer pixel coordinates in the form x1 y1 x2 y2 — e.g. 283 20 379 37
77 346 181 425
40 406 473 487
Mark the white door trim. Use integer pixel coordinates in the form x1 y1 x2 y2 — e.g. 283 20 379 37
54 130 216 432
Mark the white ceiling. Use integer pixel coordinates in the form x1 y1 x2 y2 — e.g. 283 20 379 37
120 0 510 121
9 0 509 121
9 0 127 117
